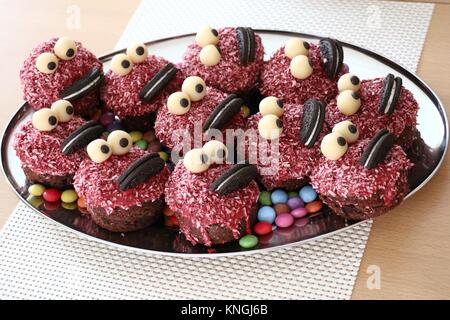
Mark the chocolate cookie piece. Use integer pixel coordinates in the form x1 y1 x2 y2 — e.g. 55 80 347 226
118 153 165 191
139 63 178 102
60 120 103 155
359 129 396 169
59 67 104 101
203 94 244 132
319 38 343 80
379 74 402 114
210 162 258 196
300 99 326 148
236 27 256 65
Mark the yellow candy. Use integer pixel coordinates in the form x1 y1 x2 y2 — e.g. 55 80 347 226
28 184 46 197
158 151 169 162
129 131 143 143
61 189 78 203
241 105 251 118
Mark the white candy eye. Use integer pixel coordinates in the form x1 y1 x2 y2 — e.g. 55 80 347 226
202 140 228 164
126 43 148 64
196 26 219 48
259 96 284 117
338 73 361 92
258 114 283 140
284 38 310 59
54 37 77 60
183 148 210 173
320 132 348 160
107 130 132 155
167 91 191 115
182 76 206 102
337 90 361 115
87 139 112 163
35 52 59 74
332 120 359 144
110 53 133 76
32 108 58 131
50 100 74 122
290 55 313 80
199 44 221 66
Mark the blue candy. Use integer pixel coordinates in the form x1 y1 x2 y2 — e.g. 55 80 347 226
270 189 288 204
257 206 276 224
106 120 122 132
299 185 317 203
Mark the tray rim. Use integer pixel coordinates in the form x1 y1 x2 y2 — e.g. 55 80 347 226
1 29 448 257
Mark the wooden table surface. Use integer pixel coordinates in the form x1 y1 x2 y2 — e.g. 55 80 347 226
0 0 449 299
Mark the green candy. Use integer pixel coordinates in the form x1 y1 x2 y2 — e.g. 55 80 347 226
258 191 272 206
61 189 78 203
288 191 298 198
135 139 148 150
129 131 143 143
28 184 45 197
239 235 258 249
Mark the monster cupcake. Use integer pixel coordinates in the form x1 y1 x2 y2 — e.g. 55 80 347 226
154 76 246 157
74 133 170 232
260 37 344 105
242 97 328 190
20 37 103 117
180 27 264 94
14 100 103 188
324 73 419 150
311 128 413 220
165 142 260 246
101 43 183 131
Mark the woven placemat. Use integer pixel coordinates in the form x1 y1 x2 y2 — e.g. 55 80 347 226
0 0 434 299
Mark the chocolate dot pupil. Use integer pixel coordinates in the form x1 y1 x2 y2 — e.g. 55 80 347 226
66 48 75 57
136 46 145 55
348 124 357 133
119 138 129 148
350 75 360 85
195 84 204 93
211 29 218 37
101 145 110 154
352 92 360 100
180 98 189 108
277 99 284 108
337 137 346 146
276 119 283 128
47 62 56 70
48 116 57 125
66 106 74 115
121 60 130 69
303 41 310 50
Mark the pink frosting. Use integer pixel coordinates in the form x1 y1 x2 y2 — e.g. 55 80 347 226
165 162 260 246
20 37 102 115
244 103 328 190
154 86 246 150
260 43 341 105
324 77 418 139
14 117 87 176
310 139 413 206
100 54 183 118
180 27 264 93
74 148 169 214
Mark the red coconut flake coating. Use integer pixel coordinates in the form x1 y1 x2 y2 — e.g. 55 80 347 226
74 148 169 214
154 87 246 150
260 44 342 105
244 103 327 190
179 27 264 93
310 139 413 206
101 54 183 118
325 78 418 139
165 162 260 246
14 117 87 176
20 37 102 115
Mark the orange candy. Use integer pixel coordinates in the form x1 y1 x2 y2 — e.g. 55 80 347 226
163 206 174 217
305 200 323 213
77 197 86 208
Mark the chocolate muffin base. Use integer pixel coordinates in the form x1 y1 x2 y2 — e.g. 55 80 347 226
319 172 410 220
259 177 309 192
396 125 416 151
122 112 156 132
23 166 74 189
175 204 258 246
88 199 164 232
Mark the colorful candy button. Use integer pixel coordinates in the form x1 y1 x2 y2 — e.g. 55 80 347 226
239 234 258 249
257 206 276 224
253 222 272 236
271 189 288 204
299 185 317 203
290 207 308 219
241 105 251 118
143 130 156 143
275 213 294 228
158 151 169 161
28 184 45 197
273 203 290 215
305 200 323 213
100 112 115 126
77 197 86 208
43 188 61 202
288 191 298 198
287 197 303 209
135 139 148 150
129 131 143 143
147 140 162 152
163 206 174 217
258 191 272 206
106 120 122 132
61 189 78 203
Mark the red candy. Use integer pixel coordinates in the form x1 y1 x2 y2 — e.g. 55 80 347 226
43 188 61 202
254 222 272 236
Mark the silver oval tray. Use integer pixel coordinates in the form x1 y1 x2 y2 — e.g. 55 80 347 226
1 30 448 256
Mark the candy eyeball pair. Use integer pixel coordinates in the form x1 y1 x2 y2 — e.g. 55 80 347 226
87 130 132 163
35 37 78 74
184 140 228 173
196 26 221 66
32 100 74 131
167 76 207 115
336 73 362 115
110 43 149 76
284 38 313 80
320 120 359 160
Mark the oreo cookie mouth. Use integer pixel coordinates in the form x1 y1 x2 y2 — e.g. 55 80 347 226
236 27 256 65
359 129 396 169
61 120 104 155
319 38 343 80
210 162 259 196
203 94 244 132
118 153 165 191
379 74 402 115
139 63 178 102
300 99 326 148
59 67 104 101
